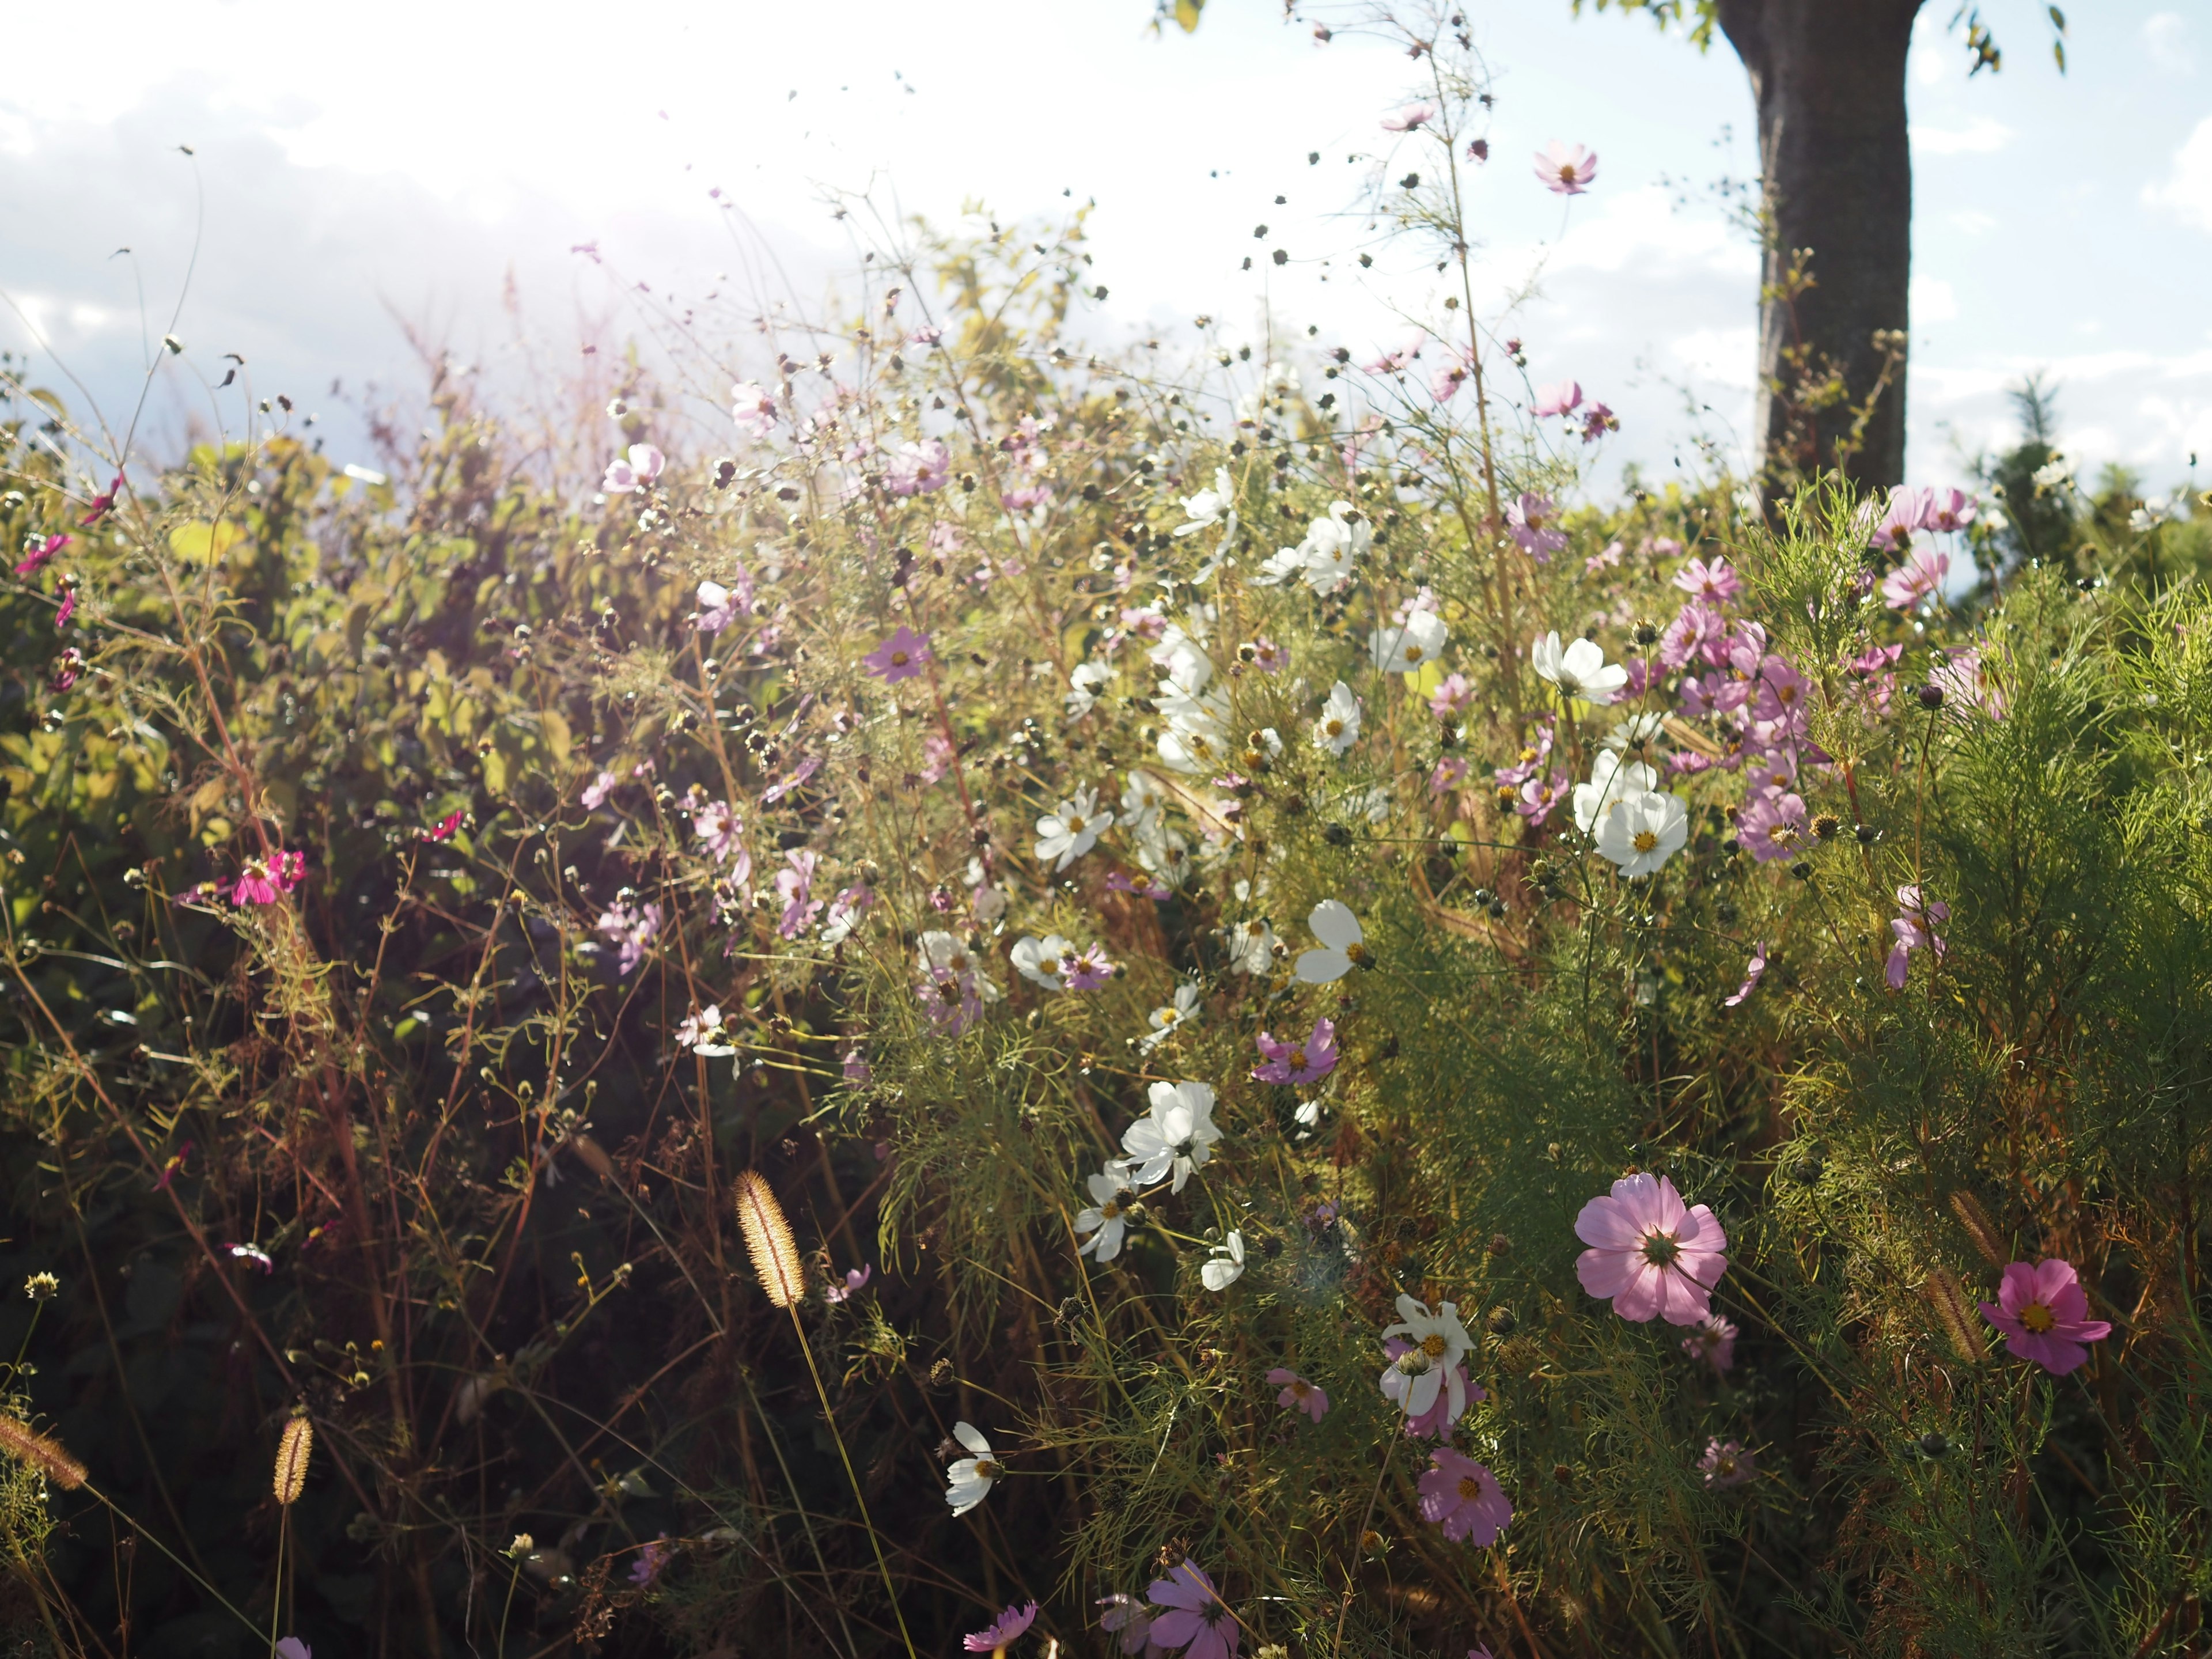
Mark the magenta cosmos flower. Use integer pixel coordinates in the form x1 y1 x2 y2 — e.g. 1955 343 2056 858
1267 1367 1329 1423
1251 1016 1338 1085
1979 1259 2112 1376
1672 555 1741 605
862 626 931 683
1146 1560 1239 1659
14 533 67 576
964 1600 1038 1653
1575 1173 1728 1325
1533 141 1597 194
1417 1448 1513 1546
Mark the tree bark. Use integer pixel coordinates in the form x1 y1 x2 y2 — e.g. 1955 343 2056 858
1714 0 1922 492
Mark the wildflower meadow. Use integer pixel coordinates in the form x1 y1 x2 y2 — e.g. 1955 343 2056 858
2 8 2210 1658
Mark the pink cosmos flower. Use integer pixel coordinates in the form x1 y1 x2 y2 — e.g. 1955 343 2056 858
887 437 950 497
419 809 463 844
1722 949 1767 1010
1429 672 1475 718
775 851 823 939
731 382 777 438
596 899 661 976
581 769 620 809
1429 357 1472 402
1885 884 1949 990
1658 601 1725 672
1881 544 1949 610
1105 870 1172 900
1267 1367 1330 1423
842 1048 873 1086
1099 1594 1156 1656
1870 485 1930 552
1382 101 1438 131
1699 1438 1753 1488
230 853 302 906
1751 654 1810 725
1417 1448 1513 1546
1533 141 1598 195
1930 644 2008 718
862 626 931 682
919 730 955 783
1533 379 1582 417
79 475 124 527
1251 1017 1338 1085
695 800 744 862
1250 635 1286 673
50 647 85 692
14 533 67 576
1736 790 1808 864
908 325 944 347
1430 756 1470 796
275 1641 310 1659
1062 944 1116 992
964 1600 1038 1653
1740 748 1798 794
824 1263 872 1304
1574 1172 1729 1325
1585 539 1625 573
1001 483 1053 511
1506 492 1566 562
1681 1313 1738 1372
1146 1560 1239 1659
54 588 76 630
1672 556 1740 605
628 1535 672 1586
602 444 665 494
1980 1259 2111 1376
1923 486 1979 533
1580 402 1619 443
1517 769 1569 825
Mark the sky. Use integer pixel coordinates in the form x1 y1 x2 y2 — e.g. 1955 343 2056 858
2 0 2208 500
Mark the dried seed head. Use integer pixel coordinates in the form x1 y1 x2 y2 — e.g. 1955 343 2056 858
1923 1268 1989 1364
1948 1190 2009 1267
734 1171 805 1308
0 1412 86 1490
273 1412 313 1505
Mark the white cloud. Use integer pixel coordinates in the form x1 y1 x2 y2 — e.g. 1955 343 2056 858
2145 13 2195 75
1667 325 1756 389
1911 275 1958 325
1548 185 1756 279
2145 116 2212 232
1947 209 1997 235
1910 117 2014 156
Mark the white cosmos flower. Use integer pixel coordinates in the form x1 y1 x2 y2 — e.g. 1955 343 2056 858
1010 934 1075 989
675 1004 735 1058
1596 790 1689 879
1371 609 1450 673
1253 544 1309 586
1531 631 1630 704
1571 752 1659 835
1066 661 1113 717
1200 1230 1246 1291
1298 502 1371 593
1312 681 1363 757
1120 1080 1220 1193
1173 467 1236 536
1295 899 1368 983
944 1421 1002 1515
917 930 1003 1001
1139 983 1203 1052
1293 1098 1324 1128
1074 1168 1135 1261
1036 785 1114 871
1602 711 1667 752
1149 625 1214 695
1222 917 1277 975
1378 1294 1474 1423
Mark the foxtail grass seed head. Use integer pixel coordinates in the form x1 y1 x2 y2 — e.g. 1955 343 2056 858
1948 1190 2009 1267
273 1412 313 1505
0 1412 86 1490
734 1170 805 1307
1924 1268 1989 1363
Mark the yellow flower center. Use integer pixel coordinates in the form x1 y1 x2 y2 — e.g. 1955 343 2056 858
891 650 910 666
2021 1301 2056 1334
974 1458 1002 1480
1291 1380 1312 1398
1633 830 1658 853
1324 719 1344 737
1458 1474 1484 1501
1345 942 1370 965
1559 164 1580 185
1065 814 1086 833
1405 645 1424 662
1421 1333 1448 1359
1100 1199 1122 1221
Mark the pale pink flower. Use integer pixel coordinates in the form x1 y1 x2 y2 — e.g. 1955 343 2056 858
602 443 665 494
1672 556 1740 605
1517 769 1569 825
775 851 823 939
1870 485 1931 551
1533 141 1598 194
1430 756 1470 795
1251 1017 1338 1085
731 382 777 438
1506 492 1566 561
1062 943 1116 992
581 769 618 809
1574 1172 1728 1325
1699 1438 1753 1488
1979 1258 2111 1376
862 626 931 682
1736 791 1808 864
1417 1448 1513 1545
1146 1560 1238 1659
1881 544 1949 609
1722 950 1766 1011
1681 1313 1738 1371
1533 379 1582 416
887 437 950 497
1429 672 1475 718
1267 1368 1329 1423
1923 487 1979 533
1382 101 1438 132
964 1601 1038 1653
1099 1594 1156 1656
694 800 745 865
1885 884 1949 990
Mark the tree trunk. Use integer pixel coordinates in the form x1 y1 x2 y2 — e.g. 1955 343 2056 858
1715 0 1922 493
